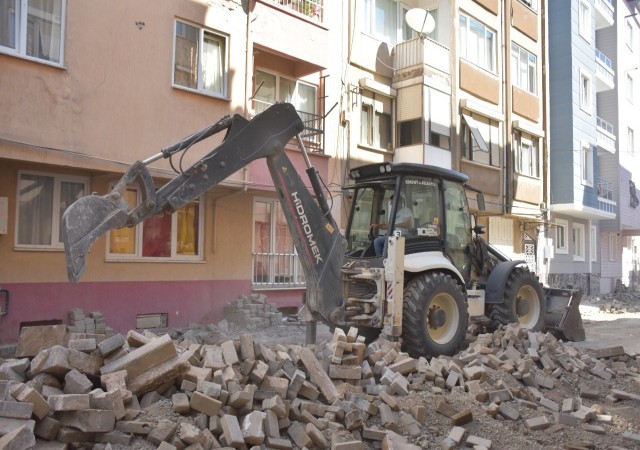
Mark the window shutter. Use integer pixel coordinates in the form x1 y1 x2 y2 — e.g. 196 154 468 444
429 89 451 136
398 84 422 121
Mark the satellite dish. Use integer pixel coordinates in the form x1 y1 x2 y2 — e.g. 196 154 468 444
405 8 435 37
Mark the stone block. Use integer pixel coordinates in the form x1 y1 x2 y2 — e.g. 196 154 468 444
499 403 520 420
0 401 32 419
63 369 93 394
242 410 265 445
526 415 550 430
190 391 222 417
10 384 50 420
127 350 192 395
34 416 62 440
450 408 473 426
97 333 126 357
298 347 338 404
147 420 177 446
100 334 176 379
287 421 312 448
48 394 90 411
172 392 191 414
16 325 68 358
56 409 116 432
221 414 245 447
0 424 35 450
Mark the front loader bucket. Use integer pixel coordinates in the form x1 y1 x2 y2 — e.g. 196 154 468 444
543 288 585 341
62 195 131 284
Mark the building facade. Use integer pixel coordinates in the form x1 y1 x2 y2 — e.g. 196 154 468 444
547 0 640 294
0 0 335 342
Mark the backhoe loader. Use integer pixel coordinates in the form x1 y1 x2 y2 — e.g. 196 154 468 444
61 103 584 358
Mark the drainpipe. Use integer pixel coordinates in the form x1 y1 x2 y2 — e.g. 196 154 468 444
244 3 253 116
503 0 512 217
540 0 551 286
451 0 459 172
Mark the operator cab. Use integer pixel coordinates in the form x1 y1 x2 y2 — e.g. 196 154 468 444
345 162 473 278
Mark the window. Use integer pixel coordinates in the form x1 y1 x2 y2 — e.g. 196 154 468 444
627 21 634 50
511 43 537 94
364 0 398 45
579 0 591 42
253 199 304 287
590 225 597 262
519 0 538 10
16 171 88 248
629 127 635 155
254 70 316 117
459 13 496 73
360 90 392 150
580 70 592 113
555 219 568 254
173 20 227 97
107 187 203 261
430 131 450 150
0 0 65 65
397 119 421 146
515 131 539 177
627 74 634 103
581 143 593 186
573 223 585 261
461 112 500 167
609 232 617 261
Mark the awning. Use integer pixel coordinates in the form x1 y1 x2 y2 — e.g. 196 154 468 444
461 112 489 153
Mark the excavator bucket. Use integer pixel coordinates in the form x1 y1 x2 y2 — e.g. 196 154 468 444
543 288 585 341
62 194 131 284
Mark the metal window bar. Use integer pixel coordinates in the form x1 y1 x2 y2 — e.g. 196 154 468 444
253 252 305 288
598 178 614 200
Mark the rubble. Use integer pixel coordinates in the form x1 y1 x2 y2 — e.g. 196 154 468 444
0 321 639 449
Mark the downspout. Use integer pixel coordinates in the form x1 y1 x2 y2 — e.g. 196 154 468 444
503 0 512 217
541 0 551 286
244 3 252 116
451 0 459 172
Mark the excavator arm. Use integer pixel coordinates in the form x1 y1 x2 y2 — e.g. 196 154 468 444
62 103 345 324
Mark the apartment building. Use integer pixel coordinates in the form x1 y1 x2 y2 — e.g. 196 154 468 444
547 0 640 294
597 0 640 292
337 0 546 275
0 0 333 342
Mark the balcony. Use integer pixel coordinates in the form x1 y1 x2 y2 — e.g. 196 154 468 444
595 49 615 91
268 0 323 22
254 100 325 154
594 0 614 30
597 116 616 153
394 37 450 76
598 177 617 214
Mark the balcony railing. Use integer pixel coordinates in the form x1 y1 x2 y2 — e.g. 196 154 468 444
598 177 617 214
270 0 323 22
596 116 616 153
594 0 614 29
394 36 450 75
595 49 615 91
254 100 324 153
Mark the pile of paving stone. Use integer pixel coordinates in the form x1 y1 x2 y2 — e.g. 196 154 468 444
223 294 284 330
1 323 640 449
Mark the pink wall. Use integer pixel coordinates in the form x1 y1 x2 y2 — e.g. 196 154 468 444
0 280 305 344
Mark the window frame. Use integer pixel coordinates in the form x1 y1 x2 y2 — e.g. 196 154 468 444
15 170 89 250
581 142 594 187
511 42 537 94
105 185 204 262
627 20 634 50
461 112 500 168
579 0 591 43
573 223 585 261
579 69 592 114
172 19 229 99
629 127 635 156
519 0 538 11
253 69 317 117
590 224 597 262
609 232 617 261
514 131 539 178
359 90 393 151
0 0 66 67
555 219 568 254
363 0 399 46
252 197 305 288
627 73 634 104
459 12 497 74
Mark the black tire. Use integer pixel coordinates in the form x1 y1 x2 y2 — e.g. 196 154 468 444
401 272 468 358
488 267 546 331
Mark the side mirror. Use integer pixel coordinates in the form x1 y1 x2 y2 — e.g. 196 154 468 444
476 192 485 211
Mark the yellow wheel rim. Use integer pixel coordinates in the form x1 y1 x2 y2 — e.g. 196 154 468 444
426 293 460 344
516 284 541 328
